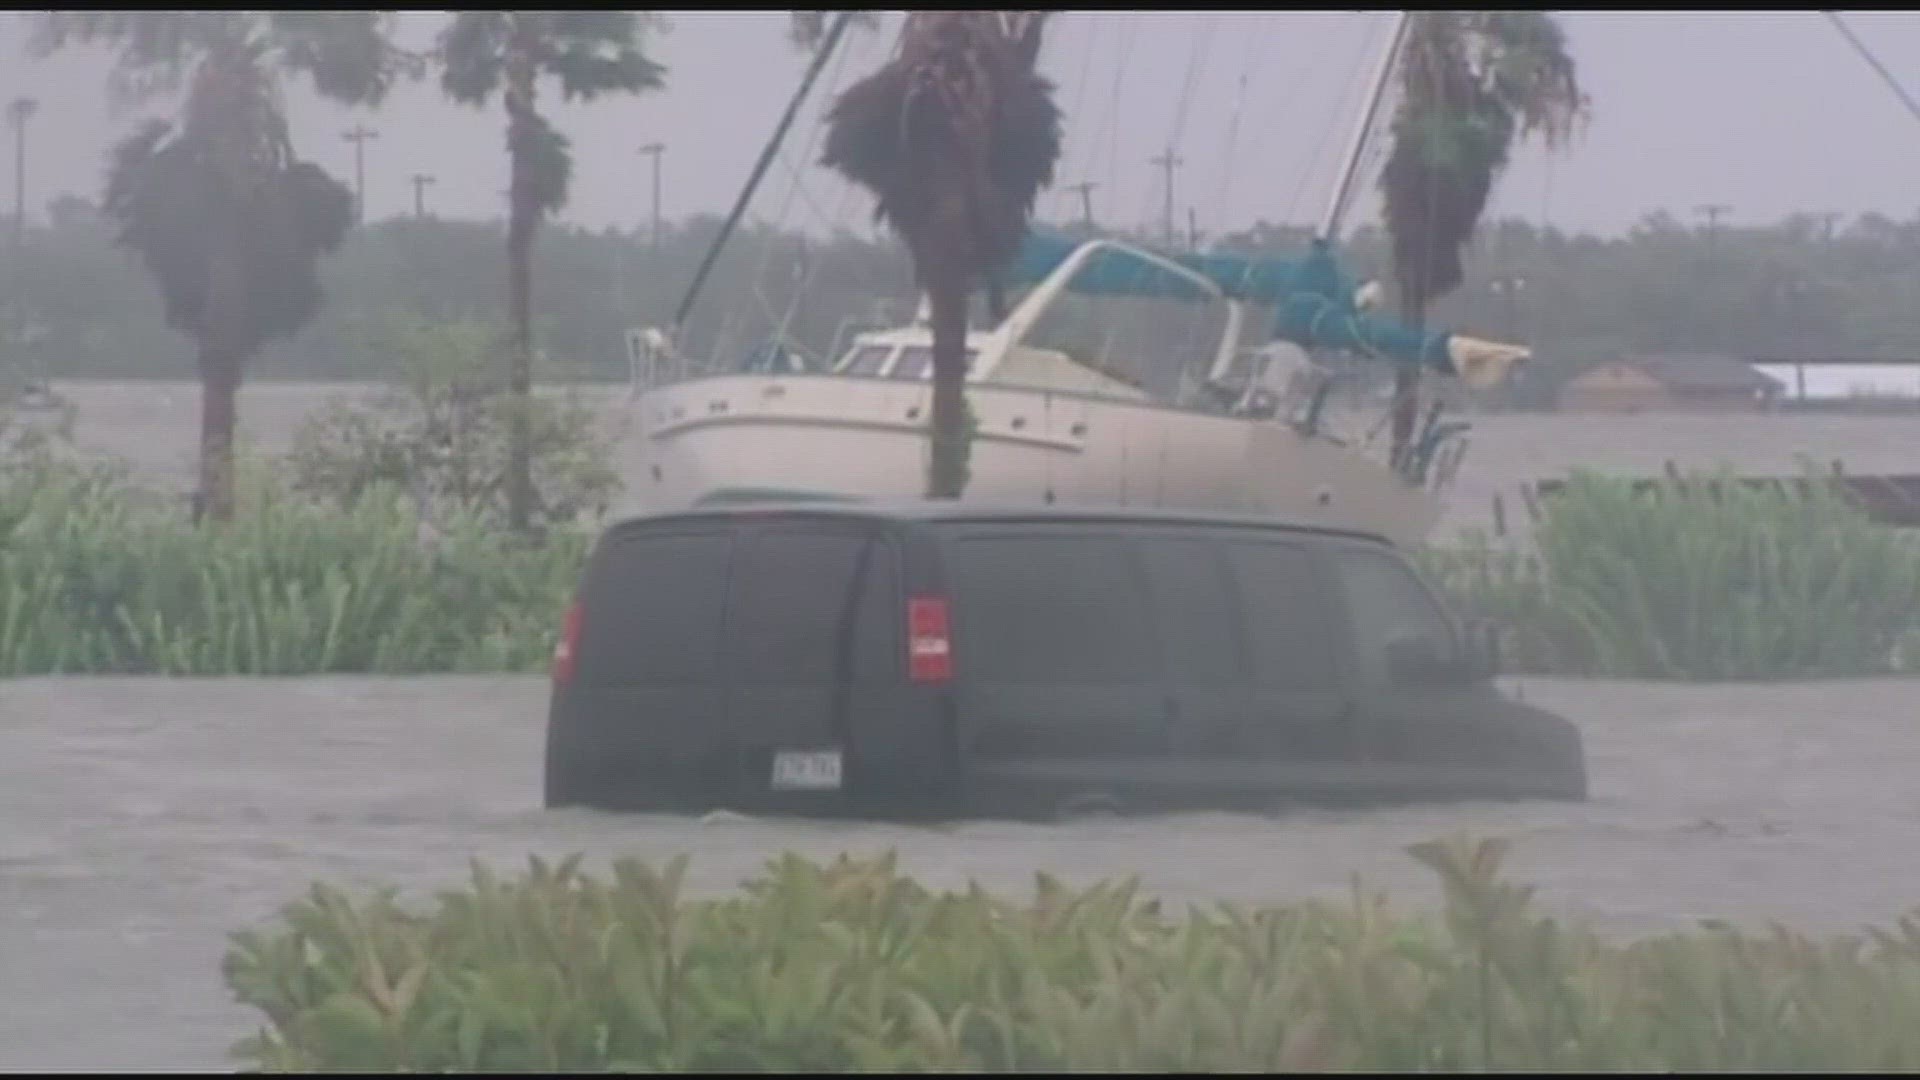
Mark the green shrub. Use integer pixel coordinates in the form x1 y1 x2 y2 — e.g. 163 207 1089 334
0 460 586 676
224 835 1920 1072
285 314 623 533
1425 466 1920 680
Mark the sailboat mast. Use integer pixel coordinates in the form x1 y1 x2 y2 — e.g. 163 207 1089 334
1317 11 1411 244
669 12 856 339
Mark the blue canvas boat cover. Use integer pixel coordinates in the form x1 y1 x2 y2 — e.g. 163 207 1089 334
1002 230 1456 373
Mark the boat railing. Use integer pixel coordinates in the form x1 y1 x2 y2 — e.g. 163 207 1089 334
626 327 711 397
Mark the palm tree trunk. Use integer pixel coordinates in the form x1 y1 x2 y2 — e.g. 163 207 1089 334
1389 299 1426 478
924 276 971 499
199 165 250 523
505 206 535 532
503 55 537 535
197 350 240 522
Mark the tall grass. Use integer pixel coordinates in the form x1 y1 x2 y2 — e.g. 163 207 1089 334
1426 467 1920 680
0 459 584 676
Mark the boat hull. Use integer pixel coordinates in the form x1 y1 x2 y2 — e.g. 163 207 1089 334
621 374 1442 547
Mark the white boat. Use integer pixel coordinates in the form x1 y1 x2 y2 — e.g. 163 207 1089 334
618 12 1528 548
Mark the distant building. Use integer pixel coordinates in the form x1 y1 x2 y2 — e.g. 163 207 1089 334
1751 358 1920 406
1556 352 1783 413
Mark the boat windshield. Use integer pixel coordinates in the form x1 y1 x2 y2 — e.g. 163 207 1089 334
840 345 892 377
891 347 978 381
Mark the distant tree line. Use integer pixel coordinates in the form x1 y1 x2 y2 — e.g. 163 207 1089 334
7 202 1917 393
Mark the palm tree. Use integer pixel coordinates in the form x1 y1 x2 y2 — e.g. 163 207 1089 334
818 12 1062 498
1379 11 1585 471
436 12 666 534
30 12 411 519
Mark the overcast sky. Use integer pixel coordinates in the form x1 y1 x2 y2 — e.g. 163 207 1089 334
6 11 1920 239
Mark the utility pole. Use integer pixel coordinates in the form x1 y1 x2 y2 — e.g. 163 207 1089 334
1150 150 1182 246
1816 211 1842 243
341 124 379 225
639 141 665 248
1187 206 1200 252
1064 180 1097 229
409 173 435 219
7 96 36 245
1694 202 1730 245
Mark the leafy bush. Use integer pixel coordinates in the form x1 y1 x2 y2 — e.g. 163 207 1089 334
286 314 624 535
0 460 585 675
1425 466 1920 679
225 835 1920 1072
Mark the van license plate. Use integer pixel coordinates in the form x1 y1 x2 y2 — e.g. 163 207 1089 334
771 750 842 791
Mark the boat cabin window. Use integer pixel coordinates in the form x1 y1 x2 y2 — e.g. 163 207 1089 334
890 346 978 381
840 345 892 377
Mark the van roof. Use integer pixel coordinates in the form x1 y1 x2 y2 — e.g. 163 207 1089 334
607 495 1392 545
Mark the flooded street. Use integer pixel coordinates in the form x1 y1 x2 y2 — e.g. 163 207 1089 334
1 675 1917 1071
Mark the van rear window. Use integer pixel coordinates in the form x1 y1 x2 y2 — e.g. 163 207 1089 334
576 531 732 685
943 533 1155 683
725 528 897 683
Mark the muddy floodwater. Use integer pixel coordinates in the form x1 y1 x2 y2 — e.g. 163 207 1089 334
2 675 1919 1070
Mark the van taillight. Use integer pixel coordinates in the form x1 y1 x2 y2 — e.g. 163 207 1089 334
552 601 584 685
906 596 953 683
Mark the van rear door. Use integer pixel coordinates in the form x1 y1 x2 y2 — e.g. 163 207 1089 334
562 525 734 794
720 518 902 797
938 524 1173 808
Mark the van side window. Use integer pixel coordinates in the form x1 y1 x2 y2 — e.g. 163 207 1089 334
1224 541 1338 690
1136 537 1244 686
726 529 897 683
1335 549 1457 687
577 531 733 685
945 533 1155 684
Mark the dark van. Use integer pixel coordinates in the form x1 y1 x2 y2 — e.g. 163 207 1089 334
544 500 1586 817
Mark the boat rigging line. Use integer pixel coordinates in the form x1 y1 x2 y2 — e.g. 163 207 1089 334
1821 11 1920 129
668 10 856 343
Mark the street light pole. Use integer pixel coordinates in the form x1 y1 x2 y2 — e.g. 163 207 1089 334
1150 150 1183 246
7 96 36 245
409 173 435 219
639 141 665 248
341 124 379 225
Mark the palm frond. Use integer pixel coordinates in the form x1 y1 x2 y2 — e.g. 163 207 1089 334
821 11 1061 279
269 11 421 108
1379 10 1584 308
508 110 573 219
438 11 510 104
